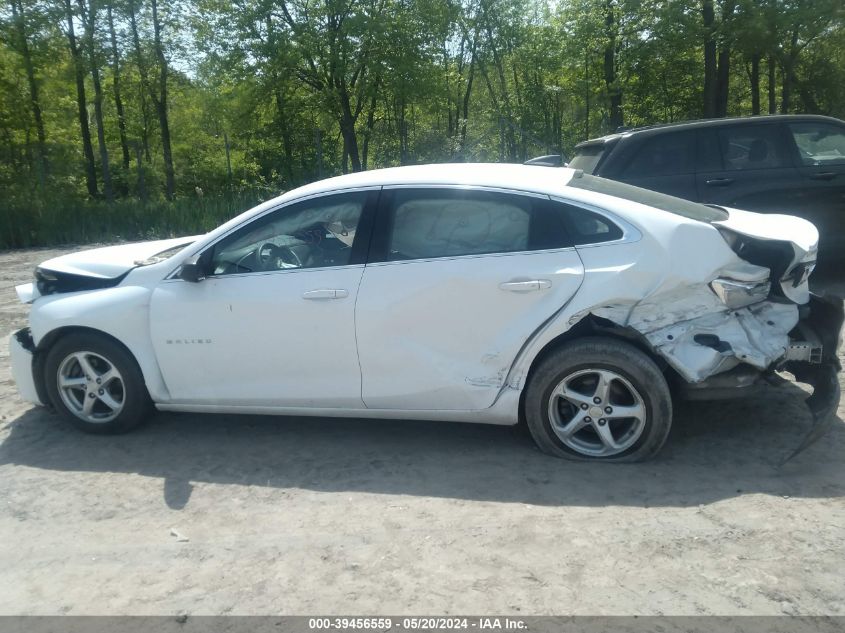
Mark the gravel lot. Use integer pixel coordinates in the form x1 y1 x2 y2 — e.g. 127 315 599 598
1 245 844 616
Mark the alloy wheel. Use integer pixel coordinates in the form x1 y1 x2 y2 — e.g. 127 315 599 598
56 351 126 424
547 368 647 457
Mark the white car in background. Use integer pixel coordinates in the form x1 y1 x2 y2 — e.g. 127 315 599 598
10 164 843 462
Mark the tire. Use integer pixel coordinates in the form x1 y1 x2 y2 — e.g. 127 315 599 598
524 336 672 462
44 332 153 434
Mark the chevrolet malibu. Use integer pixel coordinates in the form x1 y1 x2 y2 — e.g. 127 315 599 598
9 164 843 462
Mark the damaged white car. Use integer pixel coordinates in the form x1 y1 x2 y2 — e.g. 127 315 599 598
10 164 843 462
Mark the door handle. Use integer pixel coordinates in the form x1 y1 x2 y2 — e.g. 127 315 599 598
705 178 735 187
810 172 837 181
302 289 349 300
499 279 552 293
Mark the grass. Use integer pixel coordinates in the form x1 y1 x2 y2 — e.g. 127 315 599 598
0 192 267 250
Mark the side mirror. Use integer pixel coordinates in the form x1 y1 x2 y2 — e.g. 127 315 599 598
178 253 207 283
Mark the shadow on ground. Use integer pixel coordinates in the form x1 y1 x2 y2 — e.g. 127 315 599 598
1 380 842 510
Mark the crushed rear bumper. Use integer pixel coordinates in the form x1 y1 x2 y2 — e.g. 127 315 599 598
780 295 843 462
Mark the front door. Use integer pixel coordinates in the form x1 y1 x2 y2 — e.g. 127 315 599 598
150 189 377 407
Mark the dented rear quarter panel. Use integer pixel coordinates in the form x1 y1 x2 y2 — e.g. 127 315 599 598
504 198 796 391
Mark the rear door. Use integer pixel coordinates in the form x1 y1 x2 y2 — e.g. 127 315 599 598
784 120 845 258
695 123 803 212
354 186 585 411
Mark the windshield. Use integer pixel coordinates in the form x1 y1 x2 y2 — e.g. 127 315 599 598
134 241 195 266
567 173 729 223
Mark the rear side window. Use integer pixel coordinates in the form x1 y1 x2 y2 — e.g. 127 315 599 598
567 173 729 223
551 201 623 245
381 189 571 261
621 131 695 177
717 124 788 170
789 122 845 166
569 144 605 174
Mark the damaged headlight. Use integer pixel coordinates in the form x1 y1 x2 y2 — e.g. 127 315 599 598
710 277 771 309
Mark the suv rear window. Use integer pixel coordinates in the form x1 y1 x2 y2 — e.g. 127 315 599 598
569 144 605 174
567 173 729 223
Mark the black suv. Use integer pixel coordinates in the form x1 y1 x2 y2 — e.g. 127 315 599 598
570 115 845 265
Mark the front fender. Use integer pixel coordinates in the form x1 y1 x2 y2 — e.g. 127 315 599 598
29 286 170 402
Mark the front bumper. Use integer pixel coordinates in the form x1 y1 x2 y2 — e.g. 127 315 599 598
9 328 44 406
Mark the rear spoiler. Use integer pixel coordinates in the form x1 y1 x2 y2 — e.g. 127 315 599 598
523 154 566 167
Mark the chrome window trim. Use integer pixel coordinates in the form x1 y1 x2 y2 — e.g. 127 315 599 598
365 246 577 268
160 263 365 284
381 183 549 199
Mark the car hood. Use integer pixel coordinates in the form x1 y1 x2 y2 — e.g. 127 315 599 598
37 236 200 279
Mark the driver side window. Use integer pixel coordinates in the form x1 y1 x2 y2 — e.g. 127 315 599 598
210 192 368 276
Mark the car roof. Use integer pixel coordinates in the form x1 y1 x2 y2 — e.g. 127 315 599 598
278 163 580 201
193 164 583 250
575 114 845 148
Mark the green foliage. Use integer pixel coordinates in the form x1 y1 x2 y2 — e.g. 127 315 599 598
0 0 843 247
0 189 265 249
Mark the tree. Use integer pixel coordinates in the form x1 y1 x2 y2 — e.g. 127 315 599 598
106 1 130 170
78 0 113 200
63 0 98 196
150 0 175 198
8 0 48 184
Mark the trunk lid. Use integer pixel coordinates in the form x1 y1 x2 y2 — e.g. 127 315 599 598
713 207 818 304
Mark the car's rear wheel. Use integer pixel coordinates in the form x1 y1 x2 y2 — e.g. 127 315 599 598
44 332 152 434
524 337 672 462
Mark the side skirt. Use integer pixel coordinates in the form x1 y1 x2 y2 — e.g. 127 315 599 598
155 389 521 426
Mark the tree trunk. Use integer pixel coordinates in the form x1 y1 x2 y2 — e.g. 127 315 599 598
780 29 799 114
603 0 623 130
361 79 379 171
127 0 151 162
459 49 476 158
10 0 48 185
80 0 113 201
134 141 146 202
150 0 175 199
483 17 516 160
714 0 735 117
716 47 730 117
107 3 130 171
64 0 98 197
338 86 362 172
702 0 717 118
767 54 776 114
750 53 761 115
273 87 295 182
584 52 590 139
780 59 792 114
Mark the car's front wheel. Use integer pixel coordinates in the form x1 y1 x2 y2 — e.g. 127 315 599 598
44 332 152 434
524 337 672 462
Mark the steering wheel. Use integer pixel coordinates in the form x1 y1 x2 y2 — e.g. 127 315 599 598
257 242 303 270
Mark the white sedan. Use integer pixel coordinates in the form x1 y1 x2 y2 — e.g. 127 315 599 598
10 164 843 461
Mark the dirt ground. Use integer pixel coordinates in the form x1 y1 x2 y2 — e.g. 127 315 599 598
1 245 844 616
